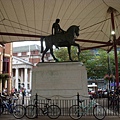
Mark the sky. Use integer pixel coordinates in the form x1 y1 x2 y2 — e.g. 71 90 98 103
13 41 40 47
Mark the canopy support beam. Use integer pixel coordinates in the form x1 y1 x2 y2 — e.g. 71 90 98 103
0 31 112 45
111 9 119 87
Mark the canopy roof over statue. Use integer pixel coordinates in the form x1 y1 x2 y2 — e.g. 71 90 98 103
0 0 120 51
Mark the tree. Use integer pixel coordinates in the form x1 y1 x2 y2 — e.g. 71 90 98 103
54 47 78 61
54 48 115 79
80 49 115 79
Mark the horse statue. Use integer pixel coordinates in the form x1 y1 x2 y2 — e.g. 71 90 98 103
40 25 81 62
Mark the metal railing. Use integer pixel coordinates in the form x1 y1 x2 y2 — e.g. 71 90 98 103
1 93 119 117
17 93 120 116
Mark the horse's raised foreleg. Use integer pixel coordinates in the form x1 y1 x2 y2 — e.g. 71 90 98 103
73 43 81 61
68 46 73 61
50 48 59 62
77 44 81 61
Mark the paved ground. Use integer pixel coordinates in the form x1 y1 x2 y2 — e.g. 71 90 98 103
0 115 120 120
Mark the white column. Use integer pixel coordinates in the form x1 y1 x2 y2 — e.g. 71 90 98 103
29 69 32 90
15 68 18 90
21 70 24 84
24 68 28 91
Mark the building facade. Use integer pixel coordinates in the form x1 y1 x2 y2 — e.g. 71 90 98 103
0 43 12 94
13 44 41 66
12 44 53 94
12 56 33 93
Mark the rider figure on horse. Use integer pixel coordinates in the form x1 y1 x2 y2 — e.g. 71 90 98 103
52 18 64 35
52 19 65 48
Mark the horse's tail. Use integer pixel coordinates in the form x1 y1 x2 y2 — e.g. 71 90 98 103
40 36 45 53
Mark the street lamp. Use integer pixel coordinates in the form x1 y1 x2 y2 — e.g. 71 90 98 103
111 30 115 35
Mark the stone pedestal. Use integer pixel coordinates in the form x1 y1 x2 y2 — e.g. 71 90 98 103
32 62 88 97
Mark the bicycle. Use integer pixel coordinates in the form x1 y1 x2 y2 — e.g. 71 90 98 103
109 93 118 109
69 96 106 120
0 95 26 119
25 98 61 119
109 93 120 117
109 95 120 118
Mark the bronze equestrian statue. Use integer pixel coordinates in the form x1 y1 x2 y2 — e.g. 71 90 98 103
40 25 81 62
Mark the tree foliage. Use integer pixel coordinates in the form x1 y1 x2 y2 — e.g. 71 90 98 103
54 48 116 79
54 47 78 61
80 49 115 79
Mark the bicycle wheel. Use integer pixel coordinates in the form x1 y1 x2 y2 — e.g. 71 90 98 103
0 104 4 115
26 105 37 119
69 105 83 120
12 104 26 119
47 105 61 119
93 105 106 120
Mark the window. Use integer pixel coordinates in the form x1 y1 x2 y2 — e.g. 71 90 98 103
31 51 36 55
3 57 9 73
13 53 17 56
27 84 30 89
22 52 26 55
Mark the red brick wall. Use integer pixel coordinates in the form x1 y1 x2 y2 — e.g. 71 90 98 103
29 58 40 63
5 43 12 55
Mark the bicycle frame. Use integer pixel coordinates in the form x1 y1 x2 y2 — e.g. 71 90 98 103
33 99 50 115
69 96 106 120
0 97 25 119
80 98 97 115
2 100 14 113
1 97 18 114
